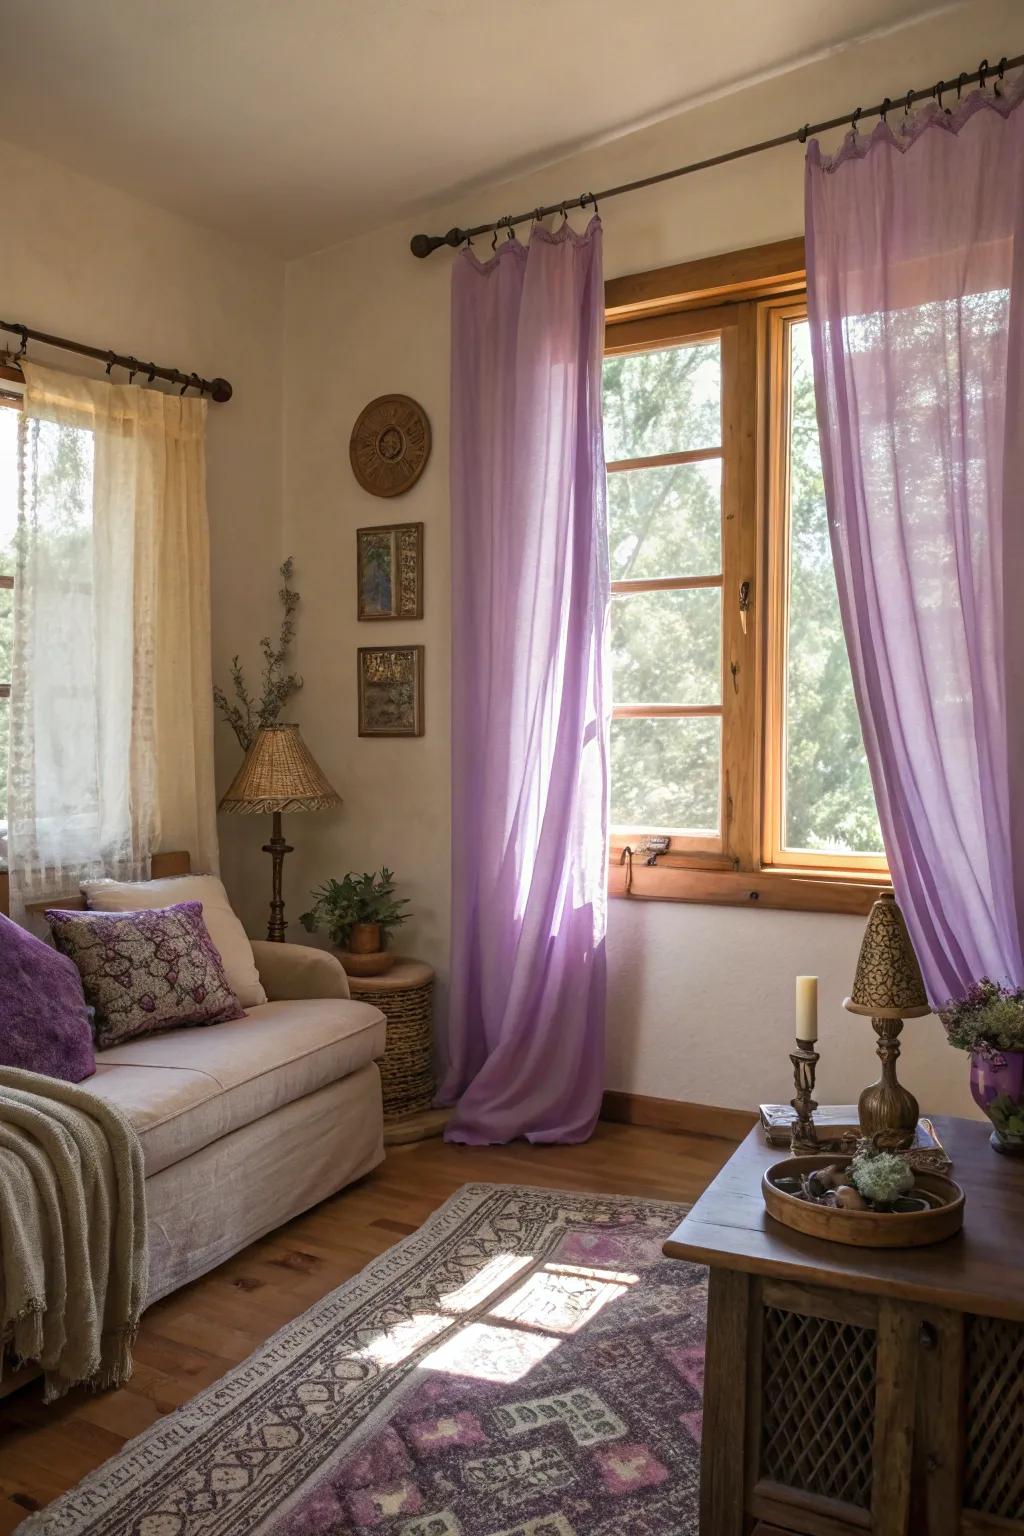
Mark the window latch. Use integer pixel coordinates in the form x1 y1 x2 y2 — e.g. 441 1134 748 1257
739 580 751 636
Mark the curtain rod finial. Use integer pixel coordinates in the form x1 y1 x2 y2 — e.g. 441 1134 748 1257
410 228 466 258
210 378 232 403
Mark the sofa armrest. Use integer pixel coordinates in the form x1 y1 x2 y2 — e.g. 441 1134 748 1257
249 940 351 1002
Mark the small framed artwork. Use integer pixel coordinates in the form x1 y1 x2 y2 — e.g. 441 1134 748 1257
357 522 423 620
357 645 425 737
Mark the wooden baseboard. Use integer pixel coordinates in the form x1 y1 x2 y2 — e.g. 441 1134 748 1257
601 1090 756 1143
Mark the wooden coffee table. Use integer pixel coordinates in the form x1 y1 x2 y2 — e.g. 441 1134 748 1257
664 1117 1024 1536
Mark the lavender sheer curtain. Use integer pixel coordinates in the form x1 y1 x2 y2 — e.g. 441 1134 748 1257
440 218 609 1144
806 85 1024 1003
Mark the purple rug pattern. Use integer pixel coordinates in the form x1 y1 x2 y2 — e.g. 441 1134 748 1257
23 1185 705 1536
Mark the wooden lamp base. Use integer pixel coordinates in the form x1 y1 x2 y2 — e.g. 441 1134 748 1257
262 810 293 943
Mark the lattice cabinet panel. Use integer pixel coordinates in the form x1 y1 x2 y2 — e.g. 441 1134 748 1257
964 1313 1024 1521
759 1304 877 1511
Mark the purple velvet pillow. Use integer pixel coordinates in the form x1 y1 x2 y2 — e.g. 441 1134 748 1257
0 912 96 1081
47 900 245 1050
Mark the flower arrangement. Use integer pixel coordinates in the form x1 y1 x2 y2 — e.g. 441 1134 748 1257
938 978 1024 1063
214 558 302 752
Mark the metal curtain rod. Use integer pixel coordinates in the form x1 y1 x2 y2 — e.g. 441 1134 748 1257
0 318 233 402
410 53 1021 258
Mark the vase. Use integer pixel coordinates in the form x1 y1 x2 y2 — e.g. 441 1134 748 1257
349 922 383 954
970 1049 1024 1155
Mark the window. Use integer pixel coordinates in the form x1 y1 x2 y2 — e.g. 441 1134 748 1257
605 332 724 847
763 308 884 874
603 243 888 912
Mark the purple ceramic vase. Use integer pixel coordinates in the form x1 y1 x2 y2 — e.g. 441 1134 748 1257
970 1049 1024 1155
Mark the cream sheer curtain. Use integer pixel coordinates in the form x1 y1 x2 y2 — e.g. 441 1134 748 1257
8 362 218 914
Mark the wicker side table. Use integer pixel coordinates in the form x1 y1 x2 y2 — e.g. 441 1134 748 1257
345 958 450 1145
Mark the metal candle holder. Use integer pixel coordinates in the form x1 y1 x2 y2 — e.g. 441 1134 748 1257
789 1039 820 1154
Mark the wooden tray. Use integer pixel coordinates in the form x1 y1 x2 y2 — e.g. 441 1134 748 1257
762 1153 965 1248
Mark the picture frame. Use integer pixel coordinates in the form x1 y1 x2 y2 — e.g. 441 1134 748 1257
356 522 423 620
357 645 425 737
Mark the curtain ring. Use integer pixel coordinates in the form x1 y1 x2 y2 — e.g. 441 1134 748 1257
580 191 599 215
797 123 810 144
491 224 499 251
995 57 1007 96
15 325 28 360
978 59 990 93
850 107 862 136
619 845 634 896
956 72 968 100
146 362 157 384
904 88 914 116
880 97 891 122
105 350 116 375
934 80 949 113
506 221 515 242
558 202 569 226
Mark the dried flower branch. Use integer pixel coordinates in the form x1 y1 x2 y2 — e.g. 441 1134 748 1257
213 558 304 752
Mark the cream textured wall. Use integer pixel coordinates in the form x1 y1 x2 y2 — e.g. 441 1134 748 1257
283 0 1024 1123
0 135 285 911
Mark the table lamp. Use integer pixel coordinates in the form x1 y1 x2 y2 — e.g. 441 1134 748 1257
219 723 340 942
844 890 930 1149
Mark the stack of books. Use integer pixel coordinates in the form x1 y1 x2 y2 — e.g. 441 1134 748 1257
758 1104 950 1169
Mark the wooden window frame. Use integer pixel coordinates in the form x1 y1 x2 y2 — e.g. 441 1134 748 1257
605 241 889 916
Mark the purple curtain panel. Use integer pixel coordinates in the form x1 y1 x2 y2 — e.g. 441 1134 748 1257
805 84 1024 1004
441 217 610 1143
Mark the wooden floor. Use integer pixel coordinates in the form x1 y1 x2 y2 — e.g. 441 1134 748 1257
0 1121 734 1531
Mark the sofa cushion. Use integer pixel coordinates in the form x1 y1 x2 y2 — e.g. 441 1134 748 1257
0 912 96 1081
48 901 246 1048
85 997 386 1175
83 875 268 1008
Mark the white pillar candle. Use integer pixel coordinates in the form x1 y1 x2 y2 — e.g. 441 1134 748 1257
795 976 818 1042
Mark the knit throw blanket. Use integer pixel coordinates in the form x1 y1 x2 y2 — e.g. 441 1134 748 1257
0 1066 147 1401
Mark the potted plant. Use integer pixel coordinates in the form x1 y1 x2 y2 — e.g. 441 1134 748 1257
300 869 409 976
940 979 1024 1155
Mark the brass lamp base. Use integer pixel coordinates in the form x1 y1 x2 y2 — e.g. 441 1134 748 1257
858 1016 919 1150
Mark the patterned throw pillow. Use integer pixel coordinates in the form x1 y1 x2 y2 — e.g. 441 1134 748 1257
47 901 245 1049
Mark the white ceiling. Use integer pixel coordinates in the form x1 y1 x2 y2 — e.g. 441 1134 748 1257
1 0 952 258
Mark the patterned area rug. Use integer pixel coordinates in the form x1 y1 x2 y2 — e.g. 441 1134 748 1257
23 1184 707 1535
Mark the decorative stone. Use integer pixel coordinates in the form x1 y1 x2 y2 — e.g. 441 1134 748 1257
835 1185 868 1211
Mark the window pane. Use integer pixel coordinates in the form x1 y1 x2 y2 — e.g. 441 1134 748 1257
783 321 883 857
612 588 721 706
608 459 722 580
603 340 721 461
610 715 720 834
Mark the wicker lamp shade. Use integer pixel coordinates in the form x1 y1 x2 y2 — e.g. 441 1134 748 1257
219 724 340 815
844 891 930 1021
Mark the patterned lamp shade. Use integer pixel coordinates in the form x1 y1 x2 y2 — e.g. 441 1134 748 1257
843 890 930 1020
219 724 340 815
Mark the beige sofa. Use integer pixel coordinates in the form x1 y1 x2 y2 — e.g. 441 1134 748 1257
84 940 387 1301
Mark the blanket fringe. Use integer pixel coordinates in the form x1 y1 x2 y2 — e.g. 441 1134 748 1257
4 1299 46 1378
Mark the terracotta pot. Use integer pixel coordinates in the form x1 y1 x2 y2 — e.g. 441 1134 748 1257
970 1049 1024 1156
348 921 382 955
336 947 394 977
